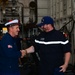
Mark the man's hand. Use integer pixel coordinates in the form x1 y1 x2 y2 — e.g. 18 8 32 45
59 64 68 72
20 50 27 58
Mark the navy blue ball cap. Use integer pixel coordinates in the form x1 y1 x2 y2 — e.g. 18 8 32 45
37 16 54 27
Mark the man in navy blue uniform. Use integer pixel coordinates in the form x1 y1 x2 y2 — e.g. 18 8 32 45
24 16 71 75
0 19 26 75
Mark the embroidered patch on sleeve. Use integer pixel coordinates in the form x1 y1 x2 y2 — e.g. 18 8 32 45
8 45 13 48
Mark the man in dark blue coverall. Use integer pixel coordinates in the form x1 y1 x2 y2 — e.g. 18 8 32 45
24 16 71 75
0 19 26 75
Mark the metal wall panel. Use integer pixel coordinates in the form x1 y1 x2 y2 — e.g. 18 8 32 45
38 9 48 16
67 0 72 16
37 0 48 8
37 0 49 23
53 0 56 19
59 0 63 19
56 0 60 19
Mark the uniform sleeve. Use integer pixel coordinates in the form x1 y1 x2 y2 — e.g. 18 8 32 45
61 33 71 53
63 42 71 53
34 36 40 52
1 37 21 58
